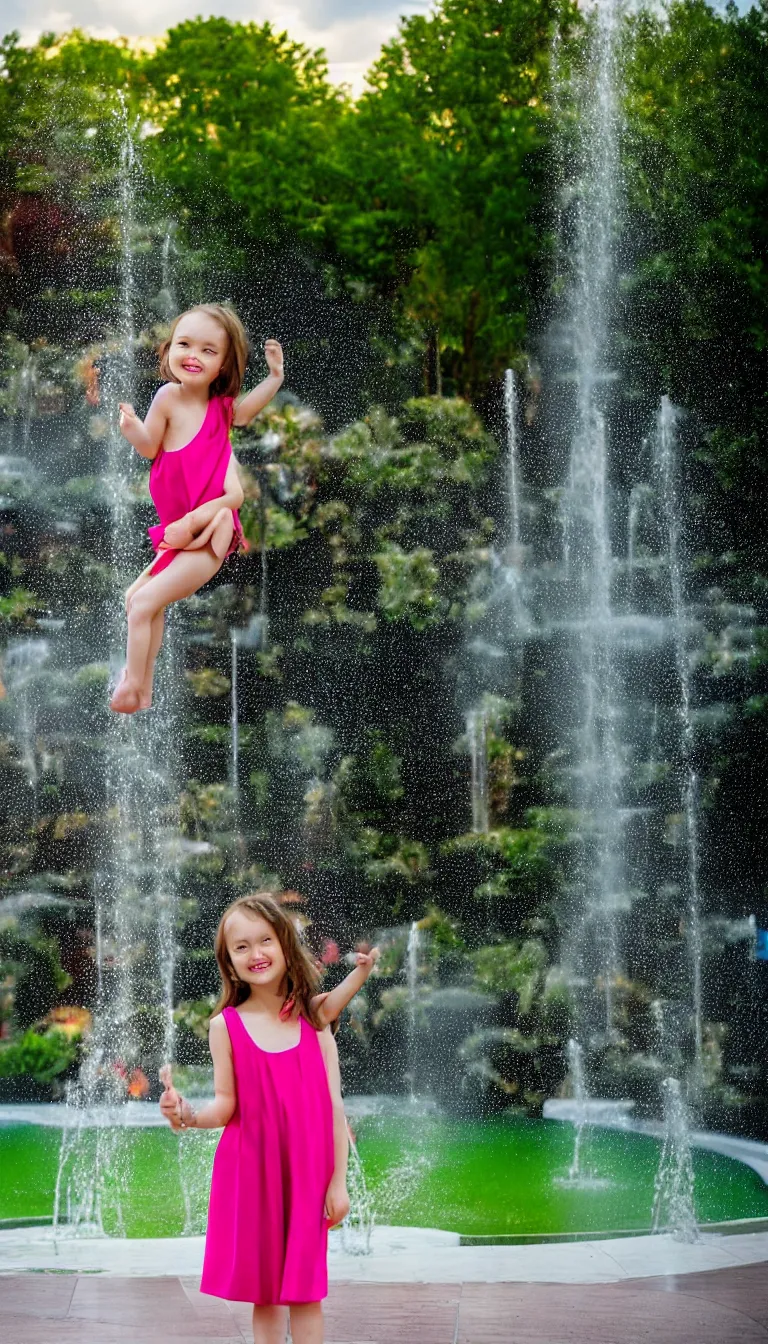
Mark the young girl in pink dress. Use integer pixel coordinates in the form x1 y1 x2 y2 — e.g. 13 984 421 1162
111 304 284 714
159 893 379 1344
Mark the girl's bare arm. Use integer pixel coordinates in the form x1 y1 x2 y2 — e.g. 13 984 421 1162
162 1014 236 1130
313 948 380 1029
232 340 284 426
319 1028 349 1225
119 385 173 460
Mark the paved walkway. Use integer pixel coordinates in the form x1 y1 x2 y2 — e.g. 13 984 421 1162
1 1265 767 1343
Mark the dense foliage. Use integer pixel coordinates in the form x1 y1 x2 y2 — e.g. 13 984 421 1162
0 0 766 1133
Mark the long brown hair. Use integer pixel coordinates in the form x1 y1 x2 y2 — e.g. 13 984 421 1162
213 892 322 1027
158 303 249 399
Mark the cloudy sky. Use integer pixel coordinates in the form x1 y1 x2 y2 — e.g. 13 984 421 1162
2 1 433 91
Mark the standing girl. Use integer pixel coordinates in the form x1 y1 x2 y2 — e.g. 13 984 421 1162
159 893 371 1344
112 304 284 714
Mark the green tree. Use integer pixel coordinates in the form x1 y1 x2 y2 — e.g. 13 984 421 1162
0 30 142 342
324 0 571 398
623 0 768 518
144 18 345 244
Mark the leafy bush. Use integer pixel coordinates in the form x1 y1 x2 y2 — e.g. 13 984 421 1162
472 939 548 1014
0 1028 78 1082
0 929 72 1028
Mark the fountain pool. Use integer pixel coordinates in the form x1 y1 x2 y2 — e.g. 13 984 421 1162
3 1114 768 1240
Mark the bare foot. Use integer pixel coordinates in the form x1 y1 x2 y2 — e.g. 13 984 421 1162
109 670 142 714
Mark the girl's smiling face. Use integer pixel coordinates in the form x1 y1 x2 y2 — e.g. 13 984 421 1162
168 312 228 390
224 909 287 992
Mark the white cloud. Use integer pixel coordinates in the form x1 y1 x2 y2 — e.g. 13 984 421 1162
3 0 432 91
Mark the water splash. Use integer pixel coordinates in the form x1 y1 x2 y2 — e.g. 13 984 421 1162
566 1038 588 1181
652 1077 698 1241
341 1125 375 1255
554 1038 611 1190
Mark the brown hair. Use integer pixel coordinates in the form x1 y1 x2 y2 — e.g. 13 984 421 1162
213 892 322 1028
158 303 249 399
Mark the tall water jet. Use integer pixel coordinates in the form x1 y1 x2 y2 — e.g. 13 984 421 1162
653 398 704 1083
504 369 521 555
566 1037 588 1182
54 95 182 1236
554 0 626 1045
230 626 240 803
406 920 421 1100
652 1077 699 1242
159 222 177 320
4 638 50 812
467 708 489 834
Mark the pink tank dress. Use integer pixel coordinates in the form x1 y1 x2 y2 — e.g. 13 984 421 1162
200 1008 335 1305
147 394 245 575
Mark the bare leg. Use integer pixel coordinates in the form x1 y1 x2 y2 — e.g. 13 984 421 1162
289 1303 323 1344
251 1304 289 1344
124 560 156 612
110 547 223 714
138 609 165 709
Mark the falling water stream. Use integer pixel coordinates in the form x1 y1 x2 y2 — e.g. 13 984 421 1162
53 97 183 1235
467 708 489 834
653 398 704 1084
558 0 625 1047
406 921 421 1101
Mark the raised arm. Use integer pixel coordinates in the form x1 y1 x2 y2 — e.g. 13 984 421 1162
319 1028 350 1226
159 1013 236 1131
313 947 380 1029
232 340 284 427
119 385 173 460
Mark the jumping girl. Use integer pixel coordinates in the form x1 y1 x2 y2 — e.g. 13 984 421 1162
111 304 284 714
159 893 379 1344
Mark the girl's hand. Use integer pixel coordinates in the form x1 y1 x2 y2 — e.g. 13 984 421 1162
354 945 380 978
324 1178 350 1228
118 402 138 434
163 515 195 549
159 1064 182 1129
159 1064 196 1130
264 340 284 379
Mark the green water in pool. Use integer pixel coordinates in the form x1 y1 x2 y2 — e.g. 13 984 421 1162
2 1114 767 1239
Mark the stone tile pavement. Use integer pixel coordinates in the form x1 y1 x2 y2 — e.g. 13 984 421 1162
1 1266 768 1344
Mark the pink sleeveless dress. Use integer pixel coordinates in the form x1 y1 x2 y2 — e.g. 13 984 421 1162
200 1009 335 1305
147 394 245 575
